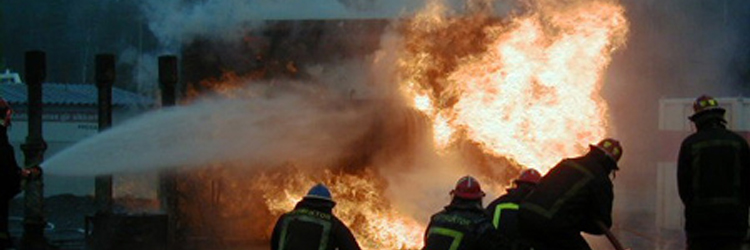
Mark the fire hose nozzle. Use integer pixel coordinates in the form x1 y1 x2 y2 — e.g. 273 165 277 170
22 166 43 179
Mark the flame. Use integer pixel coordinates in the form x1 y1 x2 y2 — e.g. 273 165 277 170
174 0 629 248
252 168 425 250
414 92 433 112
400 0 629 173
433 112 455 149
186 71 266 100
175 166 424 250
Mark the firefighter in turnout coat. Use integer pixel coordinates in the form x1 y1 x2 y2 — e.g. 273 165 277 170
485 169 542 250
0 99 20 250
423 176 502 250
519 138 623 250
271 183 361 250
0 99 40 249
678 95 750 250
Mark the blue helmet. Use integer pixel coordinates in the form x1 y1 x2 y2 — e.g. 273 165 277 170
304 183 334 202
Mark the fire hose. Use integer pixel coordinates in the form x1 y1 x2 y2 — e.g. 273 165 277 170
596 221 629 250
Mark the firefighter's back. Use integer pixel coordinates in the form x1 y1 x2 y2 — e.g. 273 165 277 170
680 127 750 239
423 206 497 250
277 208 335 250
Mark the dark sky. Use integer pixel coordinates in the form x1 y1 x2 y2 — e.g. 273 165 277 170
1 0 158 90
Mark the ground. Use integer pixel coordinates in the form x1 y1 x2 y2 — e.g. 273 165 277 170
4 195 741 250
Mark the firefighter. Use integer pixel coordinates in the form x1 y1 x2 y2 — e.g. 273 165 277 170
422 175 501 250
519 138 623 250
0 98 21 249
0 99 39 249
271 183 361 250
678 95 750 250
485 169 542 249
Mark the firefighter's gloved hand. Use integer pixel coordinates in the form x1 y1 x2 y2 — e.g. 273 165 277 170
21 166 43 179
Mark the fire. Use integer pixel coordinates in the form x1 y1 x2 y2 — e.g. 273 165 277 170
399 0 629 172
186 71 262 100
175 0 629 248
252 168 424 250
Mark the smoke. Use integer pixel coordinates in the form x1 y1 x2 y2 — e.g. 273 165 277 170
603 0 750 209
118 47 173 98
637 0 749 95
127 0 519 94
598 1 750 247
137 0 513 49
85 0 750 247
43 82 378 176
139 0 431 49
602 0 750 118
58 0 675 246
44 53 468 244
46 1 505 238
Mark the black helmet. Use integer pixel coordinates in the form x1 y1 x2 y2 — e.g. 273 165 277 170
689 95 725 122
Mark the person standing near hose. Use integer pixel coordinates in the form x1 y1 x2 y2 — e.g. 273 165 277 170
422 175 502 250
519 138 623 250
678 95 750 250
486 169 541 250
0 99 39 249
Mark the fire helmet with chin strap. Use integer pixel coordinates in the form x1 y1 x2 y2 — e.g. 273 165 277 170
515 169 542 185
689 95 726 122
304 183 334 203
451 175 485 200
592 138 623 165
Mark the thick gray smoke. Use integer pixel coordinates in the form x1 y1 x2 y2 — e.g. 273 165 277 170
604 0 750 209
128 0 515 94
602 1 749 249
140 0 432 49
51 0 506 231
130 0 435 94
633 0 749 95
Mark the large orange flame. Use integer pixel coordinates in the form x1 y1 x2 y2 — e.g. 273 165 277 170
177 0 629 249
401 0 629 173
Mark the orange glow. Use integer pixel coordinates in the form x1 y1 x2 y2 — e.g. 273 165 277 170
176 0 629 249
186 71 265 100
252 169 425 250
400 0 629 173
414 92 433 113
433 112 454 149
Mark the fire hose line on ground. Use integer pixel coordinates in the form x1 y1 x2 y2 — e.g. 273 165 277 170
611 224 686 249
597 221 628 250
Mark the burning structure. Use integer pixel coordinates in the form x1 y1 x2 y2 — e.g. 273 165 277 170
44 0 630 249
